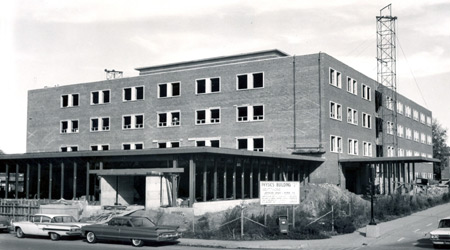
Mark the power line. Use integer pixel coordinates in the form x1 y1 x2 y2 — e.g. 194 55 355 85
397 38 428 108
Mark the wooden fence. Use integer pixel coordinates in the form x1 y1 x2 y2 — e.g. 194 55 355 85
0 199 40 222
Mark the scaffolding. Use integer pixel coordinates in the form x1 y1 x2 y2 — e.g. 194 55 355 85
376 4 398 157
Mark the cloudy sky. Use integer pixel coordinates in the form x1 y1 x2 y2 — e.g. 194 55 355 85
1 0 449 153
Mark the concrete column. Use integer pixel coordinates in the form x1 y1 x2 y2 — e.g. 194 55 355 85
146 175 162 209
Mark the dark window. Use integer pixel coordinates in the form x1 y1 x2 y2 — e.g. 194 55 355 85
72 120 78 132
61 147 68 152
211 140 219 148
238 107 248 121
158 143 167 148
253 138 264 151
61 95 69 107
375 90 382 112
102 145 109 151
211 109 220 123
237 75 247 89
158 113 167 126
136 115 144 128
253 73 263 88
159 84 167 97
172 112 180 125
135 143 143 150
103 90 110 103
123 144 131 150
70 146 78 152
91 118 99 131
211 78 220 92
92 92 99 104
102 117 109 130
61 121 68 133
197 80 206 94
196 141 206 147
136 86 144 100
238 139 248 149
171 142 180 148
91 145 98 151
124 116 132 128
72 94 79 106
253 106 263 120
172 82 180 96
197 110 206 124
124 88 132 101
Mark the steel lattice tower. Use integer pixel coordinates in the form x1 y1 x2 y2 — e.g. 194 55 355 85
376 4 398 156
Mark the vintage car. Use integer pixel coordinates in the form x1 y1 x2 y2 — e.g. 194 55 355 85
0 216 11 232
12 214 91 241
430 217 450 248
81 216 181 247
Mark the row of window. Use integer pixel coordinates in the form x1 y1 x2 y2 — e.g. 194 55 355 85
386 146 432 158
387 98 432 126
60 137 265 152
60 105 265 133
330 135 373 156
329 68 372 101
330 135 431 158
60 73 265 108
329 68 431 128
386 123 432 145
330 101 372 129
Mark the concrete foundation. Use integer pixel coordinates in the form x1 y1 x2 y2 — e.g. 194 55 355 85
100 176 135 206
145 175 172 208
366 224 380 238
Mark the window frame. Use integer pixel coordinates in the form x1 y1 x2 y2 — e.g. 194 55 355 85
195 77 221 94
122 142 144 150
123 86 145 102
157 110 181 127
236 72 264 90
158 82 181 98
346 77 357 95
348 138 359 155
90 116 111 132
236 104 265 122
60 119 79 134
122 114 145 130
91 89 111 105
60 93 80 108
195 107 221 125
361 84 371 101
363 141 373 157
347 107 358 125
330 135 343 153
329 68 342 88
235 136 264 152
329 101 342 121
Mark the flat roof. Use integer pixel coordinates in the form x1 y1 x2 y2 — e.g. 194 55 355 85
339 156 440 164
135 49 289 75
0 147 325 163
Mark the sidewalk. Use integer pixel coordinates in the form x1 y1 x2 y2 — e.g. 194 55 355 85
178 202 449 249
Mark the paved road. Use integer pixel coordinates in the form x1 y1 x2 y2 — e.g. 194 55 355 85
0 233 226 250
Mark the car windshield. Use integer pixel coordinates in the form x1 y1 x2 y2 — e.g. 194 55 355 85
439 219 450 228
130 217 156 228
52 216 76 223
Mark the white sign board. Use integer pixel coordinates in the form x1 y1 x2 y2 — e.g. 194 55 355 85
259 181 300 205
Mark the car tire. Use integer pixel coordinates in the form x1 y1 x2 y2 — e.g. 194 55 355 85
433 244 441 249
86 232 97 243
50 232 61 241
131 239 144 247
16 227 24 238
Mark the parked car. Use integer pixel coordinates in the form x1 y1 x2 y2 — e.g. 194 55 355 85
438 179 450 188
430 217 450 248
0 216 11 233
81 216 181 247
12 214 91 241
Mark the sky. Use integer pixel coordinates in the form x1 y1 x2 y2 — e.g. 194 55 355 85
1 0 449 154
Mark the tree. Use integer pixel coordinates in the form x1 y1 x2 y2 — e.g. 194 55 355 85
432 119 449 179
0 149 3 154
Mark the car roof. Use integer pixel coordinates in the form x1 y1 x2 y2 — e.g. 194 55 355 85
34 214 73 218
440 217 450 220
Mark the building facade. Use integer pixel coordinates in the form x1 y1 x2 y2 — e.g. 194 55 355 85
6 49 434 207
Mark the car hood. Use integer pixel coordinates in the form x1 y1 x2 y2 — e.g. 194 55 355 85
431 228 450 235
